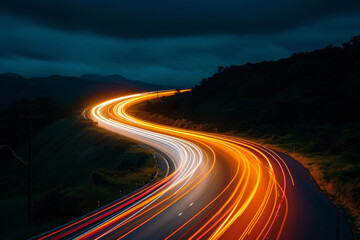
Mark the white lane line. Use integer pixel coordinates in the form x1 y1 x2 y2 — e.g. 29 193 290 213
189 203 193 207
178 212 183 216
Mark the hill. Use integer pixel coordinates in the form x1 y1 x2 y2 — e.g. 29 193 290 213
80 74 174 90
132 35 360 235
0 117 157 239
0 73 171 109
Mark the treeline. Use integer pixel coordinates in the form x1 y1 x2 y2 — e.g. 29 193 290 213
141 36 360 160
145 36 360 130
137 36 360 232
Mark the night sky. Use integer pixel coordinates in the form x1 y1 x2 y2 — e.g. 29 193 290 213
0 0 359 86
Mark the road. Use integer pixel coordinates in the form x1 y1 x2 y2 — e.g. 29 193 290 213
34 90 353 240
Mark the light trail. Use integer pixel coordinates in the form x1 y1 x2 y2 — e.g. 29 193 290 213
35 90 295 240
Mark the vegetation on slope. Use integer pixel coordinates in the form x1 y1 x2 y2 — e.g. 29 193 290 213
131 36 360 235
0 116 157 239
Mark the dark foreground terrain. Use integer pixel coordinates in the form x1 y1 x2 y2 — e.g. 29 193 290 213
0 95 159 239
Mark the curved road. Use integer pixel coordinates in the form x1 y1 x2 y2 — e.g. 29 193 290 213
34 90 353 240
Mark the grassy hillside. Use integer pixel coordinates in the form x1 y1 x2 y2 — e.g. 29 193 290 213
0 117 157 239
131 36 360 235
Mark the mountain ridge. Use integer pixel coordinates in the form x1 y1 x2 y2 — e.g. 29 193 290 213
0 73 176 109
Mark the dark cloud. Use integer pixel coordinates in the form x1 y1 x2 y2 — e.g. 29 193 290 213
0 1 359 86
1 0 360 38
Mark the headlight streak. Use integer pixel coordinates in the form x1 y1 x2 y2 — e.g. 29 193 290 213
90 144 216 240
110 90 295 239
73 92 212 239
35 90 295 240
37 175 172 240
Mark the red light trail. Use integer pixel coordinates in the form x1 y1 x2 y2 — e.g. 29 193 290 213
36 90 295 240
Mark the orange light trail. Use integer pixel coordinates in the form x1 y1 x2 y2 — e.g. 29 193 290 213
35 90 295 240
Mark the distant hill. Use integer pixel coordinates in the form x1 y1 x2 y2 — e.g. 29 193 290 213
80 74 129 83
0 73 172 109
80 74 175 90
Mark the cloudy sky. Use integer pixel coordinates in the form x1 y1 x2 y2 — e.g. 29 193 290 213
0 0 359 86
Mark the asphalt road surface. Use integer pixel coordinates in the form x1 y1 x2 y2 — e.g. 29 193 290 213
33 90 353 240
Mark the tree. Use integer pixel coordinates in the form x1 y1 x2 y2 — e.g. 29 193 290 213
342 35 360 48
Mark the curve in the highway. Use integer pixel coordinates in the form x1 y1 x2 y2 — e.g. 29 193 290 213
33 90 353 240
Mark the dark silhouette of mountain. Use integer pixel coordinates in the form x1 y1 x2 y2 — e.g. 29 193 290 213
80 74 177 90
1 72 23 78
80 74 129 82
0 73 171 109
